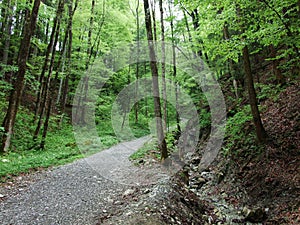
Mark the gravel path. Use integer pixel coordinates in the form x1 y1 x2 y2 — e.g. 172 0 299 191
0 136 168 225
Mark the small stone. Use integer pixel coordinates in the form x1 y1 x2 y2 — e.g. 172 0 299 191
0 194 4 198
191 157 200 165
106 197 114 203
123 189 135 197
221 192 228 198
143 188 151 194
2 159 9 162
242 206 267 223
198 177 206 183
114 201 121 205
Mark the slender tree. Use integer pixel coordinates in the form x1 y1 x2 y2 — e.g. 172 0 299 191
168 0 181 132
1 0 41 153
159 0 167 132
34 0 63 122
58 0 79 127
143 0 168 160
135 0 140 123
34 0 65 141
242 45 268 143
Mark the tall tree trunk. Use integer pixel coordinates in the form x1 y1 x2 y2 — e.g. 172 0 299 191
242 45 267 143
59 0 78 127
134 0 140 124
159 0 167 132
168 1 181 132
74 0 95 124
1 0 41 153
33 0 62 122
34 0 64 141
40 0 73 148
90 0 106 64
149 0 157 42
86 0 95 70
143 0 168 160
2 0 13 65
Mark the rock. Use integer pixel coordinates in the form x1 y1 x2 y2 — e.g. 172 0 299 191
216 172 225 183
197 177 206 184
190 157 200 165
143 188 151 194
0 194 4 198
123 189 135 197
242 206 267 223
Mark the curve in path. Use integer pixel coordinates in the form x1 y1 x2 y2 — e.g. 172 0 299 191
0 136 167 225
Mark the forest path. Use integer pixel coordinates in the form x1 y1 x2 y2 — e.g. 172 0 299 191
0 136 168 225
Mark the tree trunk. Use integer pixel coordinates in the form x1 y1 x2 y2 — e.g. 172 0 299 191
242 45 267 143
149 0 157 42
159 0 167 132
135 0 140 123
59 0 78 127
169 1 181 132
90 0 106 65
86 0 95 70
2 0 13 65
1 0 41 153
33 0 61 122
33 0 64 141
143 0 168 160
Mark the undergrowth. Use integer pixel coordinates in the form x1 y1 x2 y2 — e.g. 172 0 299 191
0 105 151 181
129 139 160 162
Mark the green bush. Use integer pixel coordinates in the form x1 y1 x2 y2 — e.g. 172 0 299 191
223 105 257 157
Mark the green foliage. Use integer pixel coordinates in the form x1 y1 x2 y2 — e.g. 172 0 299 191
256 83 282 101
165 131 177 151
129 139 160 161
0 64 17 96
199 108 211 129
0 124 83 181
223 105 257 157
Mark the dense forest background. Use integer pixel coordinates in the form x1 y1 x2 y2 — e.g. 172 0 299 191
0 0 299 205
0 0 299 223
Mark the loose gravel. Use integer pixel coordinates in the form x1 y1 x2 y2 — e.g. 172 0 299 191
0 136 168 225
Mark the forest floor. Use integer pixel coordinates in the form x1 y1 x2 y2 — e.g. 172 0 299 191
0 84 299 225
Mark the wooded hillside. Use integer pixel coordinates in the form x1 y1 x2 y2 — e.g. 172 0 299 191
0 0 299 223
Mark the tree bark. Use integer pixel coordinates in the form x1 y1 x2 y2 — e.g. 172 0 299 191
135 0 140 123
1 0 41 153
159 0 167 132
33 0 64 141
86 0 95 70
168 1 181 132
1 0 13 65
59 0 78 127
242 45 267 143
143 0 168 160
33 0 62 122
